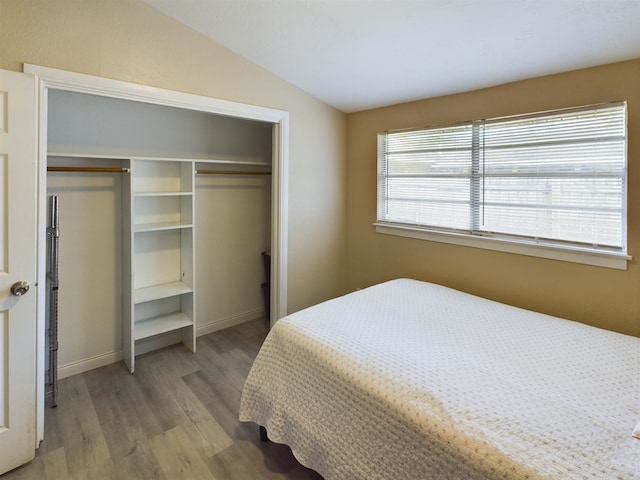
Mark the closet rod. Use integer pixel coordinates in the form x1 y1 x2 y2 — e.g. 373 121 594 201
47 166 131 173
196 169 271 175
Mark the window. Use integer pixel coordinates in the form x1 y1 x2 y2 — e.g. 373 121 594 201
376 102 629 268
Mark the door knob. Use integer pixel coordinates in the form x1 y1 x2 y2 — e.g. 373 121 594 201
10 281 30 296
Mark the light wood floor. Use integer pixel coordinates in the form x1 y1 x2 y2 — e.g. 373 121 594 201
2 319 323 480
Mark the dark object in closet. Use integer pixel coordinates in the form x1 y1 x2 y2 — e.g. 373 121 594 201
262 251 271 325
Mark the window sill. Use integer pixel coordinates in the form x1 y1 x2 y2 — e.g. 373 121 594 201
374 223 632 270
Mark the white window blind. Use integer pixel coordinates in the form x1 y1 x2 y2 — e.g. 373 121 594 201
377 102 627 254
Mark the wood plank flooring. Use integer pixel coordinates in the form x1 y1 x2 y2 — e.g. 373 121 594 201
2 319 323 480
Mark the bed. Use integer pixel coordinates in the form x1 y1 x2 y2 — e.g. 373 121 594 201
239 278 640 479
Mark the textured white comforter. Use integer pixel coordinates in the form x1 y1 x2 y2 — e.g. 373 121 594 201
239 279 640 479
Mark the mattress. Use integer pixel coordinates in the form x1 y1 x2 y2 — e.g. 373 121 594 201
239 278 640 479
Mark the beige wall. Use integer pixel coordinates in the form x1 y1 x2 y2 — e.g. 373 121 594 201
0 0 348 314
3 0 637 337
347 59 640 337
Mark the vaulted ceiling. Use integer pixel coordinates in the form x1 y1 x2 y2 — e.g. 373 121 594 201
143 0 640 113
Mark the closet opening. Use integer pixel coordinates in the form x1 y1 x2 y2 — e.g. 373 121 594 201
44 87 277 379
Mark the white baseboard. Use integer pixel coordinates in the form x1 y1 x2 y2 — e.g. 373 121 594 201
57 350 123 380
197 307 264 336
56 307 265 378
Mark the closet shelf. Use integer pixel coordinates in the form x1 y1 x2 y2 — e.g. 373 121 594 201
196 169 271 176
134 221 193 233
48 150 269 166
194 158 270 167
133 191 193 197
47 151 131 160
134 313 193 341
134 281 193 304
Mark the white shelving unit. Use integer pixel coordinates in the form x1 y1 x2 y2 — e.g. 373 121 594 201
124 158 196 373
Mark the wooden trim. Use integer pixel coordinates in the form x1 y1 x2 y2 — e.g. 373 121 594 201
47 166 130 173
25 64 290 442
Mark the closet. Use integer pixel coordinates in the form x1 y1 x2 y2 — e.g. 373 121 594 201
46 89 273 376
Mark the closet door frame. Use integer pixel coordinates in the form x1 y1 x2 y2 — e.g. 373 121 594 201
24 63 289 442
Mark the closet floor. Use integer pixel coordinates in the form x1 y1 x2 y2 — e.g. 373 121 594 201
1 319 322 480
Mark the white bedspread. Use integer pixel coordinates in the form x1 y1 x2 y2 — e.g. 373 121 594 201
239 279 640 479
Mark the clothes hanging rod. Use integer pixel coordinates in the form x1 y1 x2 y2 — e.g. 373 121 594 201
47 167 270 175
47 166 131 173
196 169 271 175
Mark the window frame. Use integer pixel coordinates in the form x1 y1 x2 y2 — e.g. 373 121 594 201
375 102 631 270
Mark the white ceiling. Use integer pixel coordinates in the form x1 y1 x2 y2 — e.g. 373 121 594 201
143 0 640 113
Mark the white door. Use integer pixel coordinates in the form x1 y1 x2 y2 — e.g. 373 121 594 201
0 70 38 474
